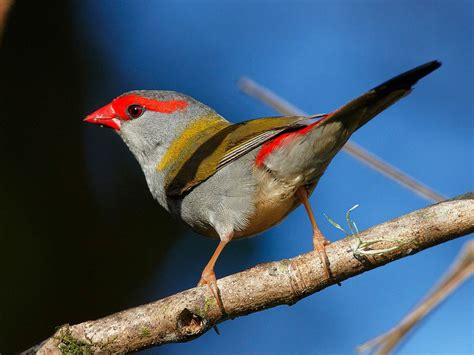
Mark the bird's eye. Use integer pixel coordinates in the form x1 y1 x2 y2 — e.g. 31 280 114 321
127 104 145 119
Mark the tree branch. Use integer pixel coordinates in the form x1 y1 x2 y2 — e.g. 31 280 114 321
27 192 473 354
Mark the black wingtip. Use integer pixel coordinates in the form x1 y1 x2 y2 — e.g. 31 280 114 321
372 60 442 93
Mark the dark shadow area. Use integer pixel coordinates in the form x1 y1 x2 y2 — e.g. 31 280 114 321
0 2 183 352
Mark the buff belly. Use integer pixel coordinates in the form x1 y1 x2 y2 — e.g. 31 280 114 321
233 168 308 239
233 193 300 239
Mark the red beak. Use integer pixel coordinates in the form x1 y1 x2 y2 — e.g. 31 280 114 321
84 103 121 130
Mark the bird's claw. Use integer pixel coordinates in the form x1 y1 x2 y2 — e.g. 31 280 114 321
313 236 332 280
198 272 226 315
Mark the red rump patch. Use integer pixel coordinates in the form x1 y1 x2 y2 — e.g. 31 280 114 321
112 94 188 121
255 114 332 166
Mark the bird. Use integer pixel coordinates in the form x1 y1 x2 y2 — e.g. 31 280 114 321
84 60 441 313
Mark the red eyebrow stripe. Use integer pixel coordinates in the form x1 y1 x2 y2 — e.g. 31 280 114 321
112 94 188 118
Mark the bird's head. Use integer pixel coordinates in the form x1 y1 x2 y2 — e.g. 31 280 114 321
84 90 223 166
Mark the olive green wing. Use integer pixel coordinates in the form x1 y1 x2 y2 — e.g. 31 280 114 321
162 115 312 197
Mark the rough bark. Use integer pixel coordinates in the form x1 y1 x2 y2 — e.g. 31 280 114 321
26 192 474 354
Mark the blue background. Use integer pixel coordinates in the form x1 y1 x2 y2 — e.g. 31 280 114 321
60 0 474 353
77 1 472 354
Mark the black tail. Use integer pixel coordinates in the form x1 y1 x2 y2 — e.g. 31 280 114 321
371 60 442 95
325 60 442 132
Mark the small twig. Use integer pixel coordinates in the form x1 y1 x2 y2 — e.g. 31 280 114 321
324 205 411 257
238 77 446 203
25 192 473 353
358 240 474 354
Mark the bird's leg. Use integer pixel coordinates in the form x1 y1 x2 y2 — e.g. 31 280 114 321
296 187 332 279
198 239 229 315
